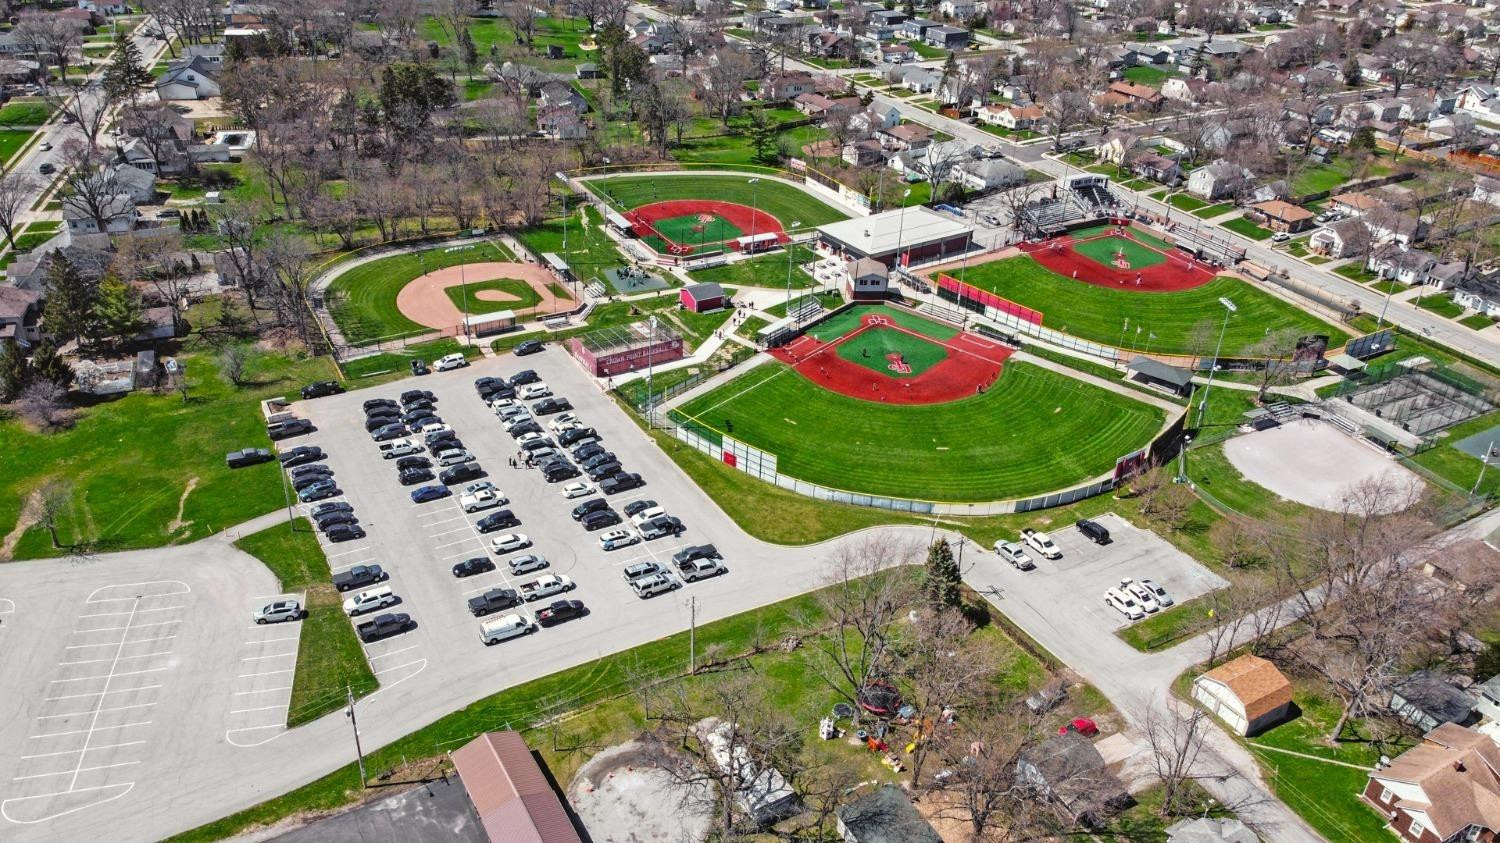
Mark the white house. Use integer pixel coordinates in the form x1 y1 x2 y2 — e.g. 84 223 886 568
108 163 157 204
1309 218 1370 258
155 57 222 100
956 158 1026 191
1191 654 1293 737
938 0 976 18
978 104 1044 130
79 0 129 14
1474 176 1500 208
62 193 138 235
1454 277 1500 318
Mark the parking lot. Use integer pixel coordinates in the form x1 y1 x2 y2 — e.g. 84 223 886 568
225 591 305 748
967 513 1227 638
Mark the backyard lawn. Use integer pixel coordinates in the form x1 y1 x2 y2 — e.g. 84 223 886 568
1123 65 1172 85
1221 216 1275 240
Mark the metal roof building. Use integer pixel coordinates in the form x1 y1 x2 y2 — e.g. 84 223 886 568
450 731 582 843
815 206 972 268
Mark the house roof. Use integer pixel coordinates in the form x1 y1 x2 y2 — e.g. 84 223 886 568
1165 817 1259 843
836 784 941 842
1393 671 1477 725
1331 192 1381 212
1375 724 1500 841
1020 732 1130 820
684 282 724 300
450 731 581 843
1197 654 1292 721
1252 200 1314 223
1127 356 1193 388
848 257 888 280
1110 81 1162 101
0 284 40 319
883 124 933 142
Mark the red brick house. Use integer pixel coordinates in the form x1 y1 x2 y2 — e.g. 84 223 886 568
1363 723 1500 843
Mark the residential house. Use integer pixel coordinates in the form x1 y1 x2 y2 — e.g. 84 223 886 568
1473 176 1500 208
956 158 1026 191
1365 206 1426 247
1309 218 1372 258
155 57 222 100
1186 160 1252 201
1367 245 1440 285
108 163 157 204
486 61 553 97
1456 83 1500 119
1097 129 1142 165
873 42 915 63
119 137 187 176
1017 732 1132 828
539 80 587 112
1455 276 1500 318
1329 192 1382 218
79 0 130 14
764 71 818 101
878 123 933 152
536 106 586 140
979 104 1044 130
869 9 908 28
1165 818 1259 843
900 17 940 40
1102 80 1163 112
1131 151 1181 186
575 62 600 80
183 43 225 64
1390 671 1481 732
793 92 860 119
1162 77 1211 104
836 785 941 842
805 28 846 57
1191 654 1293 737
1250 199 1315 233
0 31 25 56
0 285 43 346
62 193 138 235
896 66 940 94
1323 0 1365 12
849 105 901 135
937 0 975 18
1130 44 1172 65
924 25 970 50
1363 723 1500 843
842 138 885 165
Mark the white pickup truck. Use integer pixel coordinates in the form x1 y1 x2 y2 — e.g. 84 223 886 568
1021 528 1062 560
519 573 574 602
378 439 422 459
460 489 506 513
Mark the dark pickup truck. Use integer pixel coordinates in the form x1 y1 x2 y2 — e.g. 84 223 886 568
356 612 413 642
467 587 522 617
332 564 386 592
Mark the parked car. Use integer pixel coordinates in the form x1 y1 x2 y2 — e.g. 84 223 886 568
1076 519 1111 545
292 473 334 492
402 409 439 427
288 464 334 481
461 489 506 513
226 448 274 468
995 541 1034 570
342 586 396 616
1120 578 1162 613
514 339 543 355
548 412 581 431
356 612 413 642
573 442 607 461
379 439 423 459
581 452 617 471
371 424 409 442
631 572 677 599
395 455 431 470
267 418 314 440
452 557 496 578
433 353 469 371
439 462 483 484
517 383 551 400
572 498 611 520
580 509 622 531
508 421 544 438
598 529 638 551
557 427 597 448
1137 578 1173 608
410 485 451 503
490 533 531 553
468 587 522 617
435 448 475 467
315 511 358 530
399 467 435 486
540 461 580 482
413 420 450 435
623 561 664 582
509 369 540 386
332 564 385 591
479 613 534 645
363 398 398 412
508 553 549 574
515 432 550 448
639 516 684 540
518 573 573 601
480 382 516 400
629 506 665 526
532 397 571 416
1021 528 1061 559
672 544 720 568
679 558 727 582
253 600 304 624
300 381 344 399
308 501 352 519
278 445 325 467
586 461 623 482
560 482 595 499
400 389 435 404
298 483 341 502
325 523 366 542
600 473 643 495
475 376 507 391
1103 587 1145 620
536 599 585 627
475 509 519 532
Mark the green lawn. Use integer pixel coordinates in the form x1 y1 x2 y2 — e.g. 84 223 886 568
1184 442 1317 520
1167 193 1208 212
326 241 514 344
737 315 770 339
340 337 479 381
586 174 850 228
1192 202 1235 219
233 520 377 726
1221 217 1275 240
686 244 820 290
1 344 339 560
1411 411 1500 498
0 100 51 125
673 360 1163 502
957 257 1348 356
513 204 626 287
1415 295 1466 319
1122 65 1172 85
488 294 680 354
1460 313 1497 331
0 128 34 165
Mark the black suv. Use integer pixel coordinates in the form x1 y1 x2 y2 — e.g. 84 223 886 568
673 544 720 567
509 369 540 386
363 398 398 412
452 557 495 578
571 498 611 520
395 455 431 470
585 461 622 481
580 451 617 471
326 523 366 542
399 467 434 486
401 389 435 404
439 462 483 484
514 339 544 356
541 461 579 482
365 415 400 433
600 473 644 495
557 427 596 447
301 381 344 399
475 510 519 532
371 424 409 441
480 382 516 401
580 509 621 531
573 442 607 462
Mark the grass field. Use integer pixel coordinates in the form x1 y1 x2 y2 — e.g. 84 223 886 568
0 100 51 125
1072 234 1167 269
1 341 339 560
233 521 377 726
341 337 479 381
442 277 544 314
685 243 820 289
326 241 514 344
958 257 1349 356
673 361 1163 501
514 204 626 286
808 304 957 343
1221 217 1275 240
652 211 743 249
835 327 948 376
586 174 850 228
0 129 34 165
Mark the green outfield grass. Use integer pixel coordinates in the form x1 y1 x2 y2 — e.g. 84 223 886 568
652 211 743 249
835 327 948 377
1072 234 1167 269
326 241 514 344
686 243 820 289
809 304 958 342
958 257 1349 356
586 174 850 228
443 278 544 314
673 361 1163 501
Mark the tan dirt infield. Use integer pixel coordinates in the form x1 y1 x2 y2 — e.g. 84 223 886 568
395 262 574 330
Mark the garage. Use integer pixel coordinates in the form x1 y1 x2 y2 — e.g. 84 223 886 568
451 731 582 842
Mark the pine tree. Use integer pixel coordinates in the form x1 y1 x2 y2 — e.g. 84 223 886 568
92 278 147 348
30 341 73 388
42 255 97 346
0 339 28 400
459 27 479 79
102 35 153 104
923 540 961 609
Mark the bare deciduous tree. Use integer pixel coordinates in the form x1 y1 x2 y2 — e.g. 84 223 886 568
17 379 72 431
896 607 999 785
36 479 73 548
0 168 35 250
218 345 250 387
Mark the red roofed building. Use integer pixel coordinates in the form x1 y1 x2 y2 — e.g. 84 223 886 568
451 731 582 843
1364 723 1500 843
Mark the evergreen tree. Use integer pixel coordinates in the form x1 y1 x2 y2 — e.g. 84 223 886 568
102 35 153 104
92 277 147 347
0 339 28 400
923 539 961 609
459 27 479 79
29 341 73 388
42 255 97 346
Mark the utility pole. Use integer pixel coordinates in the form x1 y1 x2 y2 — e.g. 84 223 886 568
688 595 697 675
346 684 366 787
1474 440 1494 496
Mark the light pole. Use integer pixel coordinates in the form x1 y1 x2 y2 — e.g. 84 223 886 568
645 315 659 424
555 171 570 254
1177 434 1193 483
1474 440 1494 496
894 188 912 269
747 177 761 250
1195 297 1237 428
784 219 802 308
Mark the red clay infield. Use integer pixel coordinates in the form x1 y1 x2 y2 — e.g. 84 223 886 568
1019 224 1216 292
628 200 786 244
769 312 1013 405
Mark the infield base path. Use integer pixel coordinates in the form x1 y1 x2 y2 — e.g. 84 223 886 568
395 262 573 330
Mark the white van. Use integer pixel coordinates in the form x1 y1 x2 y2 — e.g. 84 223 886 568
433 353 468 372
517 383 551 400
343 586 396 617
479 613 533 645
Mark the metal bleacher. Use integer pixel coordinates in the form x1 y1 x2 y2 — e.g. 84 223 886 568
787 294 825 323
1021 199 1083 232
1071 182 1119 212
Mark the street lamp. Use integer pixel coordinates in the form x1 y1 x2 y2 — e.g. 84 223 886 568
555 171 570 254
1195 297 1237 428
784 219 802 308
894 188 912 269
1177 434 1193 483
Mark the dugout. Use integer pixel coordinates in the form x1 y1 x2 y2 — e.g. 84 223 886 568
541 252 575 285
681 282 727 313
816 206 973 268
1126 356 1193 397
735 231 779 254
568 320 684 376
604 210 634 235
464 309 517 337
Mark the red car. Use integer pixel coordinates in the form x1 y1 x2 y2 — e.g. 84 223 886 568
1059 717 1099 737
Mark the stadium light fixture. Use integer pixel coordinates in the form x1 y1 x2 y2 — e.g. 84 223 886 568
1218 297 1237 313
1195 298 1238 428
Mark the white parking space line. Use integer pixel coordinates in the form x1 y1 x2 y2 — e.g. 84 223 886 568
228 704 287 715
20 741 146 760
373 659 425 677
76 605 184 619
366 645 417 661
48 666 171 684
29 721 152 740
45 684 161 703
324 545 373 559
13 762 141 782
235 668 293 679
35 703 154 720
58 649 174 666
71 619 182 634
427 526 470 538
64 634 177 650
233 685 292 696
245 635 300 645
239 651 296 662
